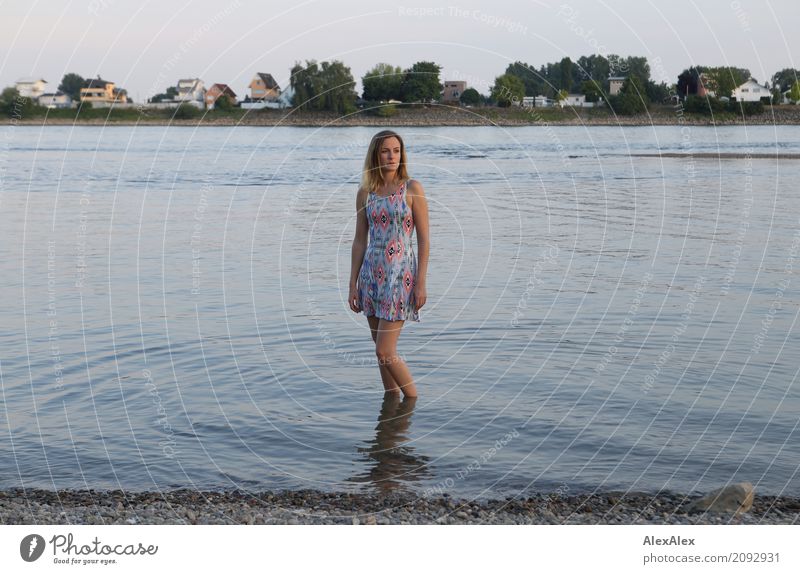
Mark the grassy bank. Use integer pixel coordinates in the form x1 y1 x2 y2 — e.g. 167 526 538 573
13 103 800 126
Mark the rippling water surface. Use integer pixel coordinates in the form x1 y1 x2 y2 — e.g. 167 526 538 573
1 124 798 498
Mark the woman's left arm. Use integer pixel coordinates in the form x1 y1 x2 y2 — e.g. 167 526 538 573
409 180 429 310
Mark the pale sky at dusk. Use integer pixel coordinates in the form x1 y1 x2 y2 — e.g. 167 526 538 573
1 0 797 100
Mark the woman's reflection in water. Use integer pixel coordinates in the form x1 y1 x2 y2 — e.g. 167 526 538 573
347 392 431 494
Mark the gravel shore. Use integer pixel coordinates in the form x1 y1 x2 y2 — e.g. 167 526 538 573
2 488 797 525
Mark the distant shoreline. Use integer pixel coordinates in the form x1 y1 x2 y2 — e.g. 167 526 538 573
630 152 800 159
13 104 800 127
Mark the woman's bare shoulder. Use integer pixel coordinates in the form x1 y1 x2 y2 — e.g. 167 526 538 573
355 185 369 209
406 179 425 195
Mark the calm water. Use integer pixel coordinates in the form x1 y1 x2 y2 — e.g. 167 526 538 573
1 124 798 499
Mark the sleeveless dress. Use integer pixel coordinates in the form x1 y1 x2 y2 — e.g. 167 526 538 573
358 180 420 322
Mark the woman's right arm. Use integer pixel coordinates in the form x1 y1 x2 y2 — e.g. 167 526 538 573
348 188 368 311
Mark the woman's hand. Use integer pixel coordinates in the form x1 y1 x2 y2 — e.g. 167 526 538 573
348 282 361 313
413 282 427 311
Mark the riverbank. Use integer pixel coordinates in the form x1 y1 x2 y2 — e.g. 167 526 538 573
1 488 797 524
13 104 800 127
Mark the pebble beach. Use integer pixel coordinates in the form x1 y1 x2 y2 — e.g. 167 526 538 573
2 488 797 525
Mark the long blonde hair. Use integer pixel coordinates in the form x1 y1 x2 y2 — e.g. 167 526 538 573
360 130 410 193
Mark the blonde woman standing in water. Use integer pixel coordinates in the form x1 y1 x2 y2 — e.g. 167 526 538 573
348 130 429 398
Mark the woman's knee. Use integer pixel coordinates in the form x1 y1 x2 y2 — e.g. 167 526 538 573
375 344 396 365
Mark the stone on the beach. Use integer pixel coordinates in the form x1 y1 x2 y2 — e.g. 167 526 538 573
686 482 754 514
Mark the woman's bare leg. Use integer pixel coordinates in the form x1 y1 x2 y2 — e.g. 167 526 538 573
375 319 417 398
367 315 400 393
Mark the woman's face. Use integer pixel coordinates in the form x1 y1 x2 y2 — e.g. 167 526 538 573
378 137 401 172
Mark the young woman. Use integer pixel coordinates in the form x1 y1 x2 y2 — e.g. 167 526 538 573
348 130 429 398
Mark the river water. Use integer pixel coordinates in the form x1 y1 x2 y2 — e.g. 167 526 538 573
0 124 798 499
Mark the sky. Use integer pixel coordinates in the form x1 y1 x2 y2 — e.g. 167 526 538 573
1 0 798 100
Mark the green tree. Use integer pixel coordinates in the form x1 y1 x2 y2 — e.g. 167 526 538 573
612 75 647 115
540 61 561 97
559 57 573 92
150 86 179 103
645 80 670 104
319 60 357 113
0 87 38 118
290 59 356 114
580 80 603 103
0 87 19 116
58 73 85 101
505 61 544 96
706 67 749 99
290 60 319 108
790 81 800 103
214 93 233 111
401 61 442 103
576 54 610 87
771 68 800 92
459 87 482 106
622 56 651 83
490 74 525 107
361 63 403 101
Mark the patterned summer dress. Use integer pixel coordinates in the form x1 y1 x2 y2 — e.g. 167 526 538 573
358 180 420 322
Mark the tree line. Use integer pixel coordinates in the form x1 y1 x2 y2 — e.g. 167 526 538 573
289 55 799 116
3 58 799 118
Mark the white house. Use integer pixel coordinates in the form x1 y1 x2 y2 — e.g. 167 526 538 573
521 96 535 108
16 77 48 99
608 76 626 96
559 93 588 108
176 78 205 104
38 92 72 108
534 95 552 107
733 78 771 102
781 87 799 104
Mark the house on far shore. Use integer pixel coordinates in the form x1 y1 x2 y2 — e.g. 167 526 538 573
697 72 717 98
781 88 799 104
205 83 237 109
15 77 48 99
248 73 281 101
534 95 552 107
441 81 467 105
177 78 206 106
608 76 626 96
732 78 771 102
38 92 73 109
559 93 591 108
274 84 294 109
80 77 128 106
